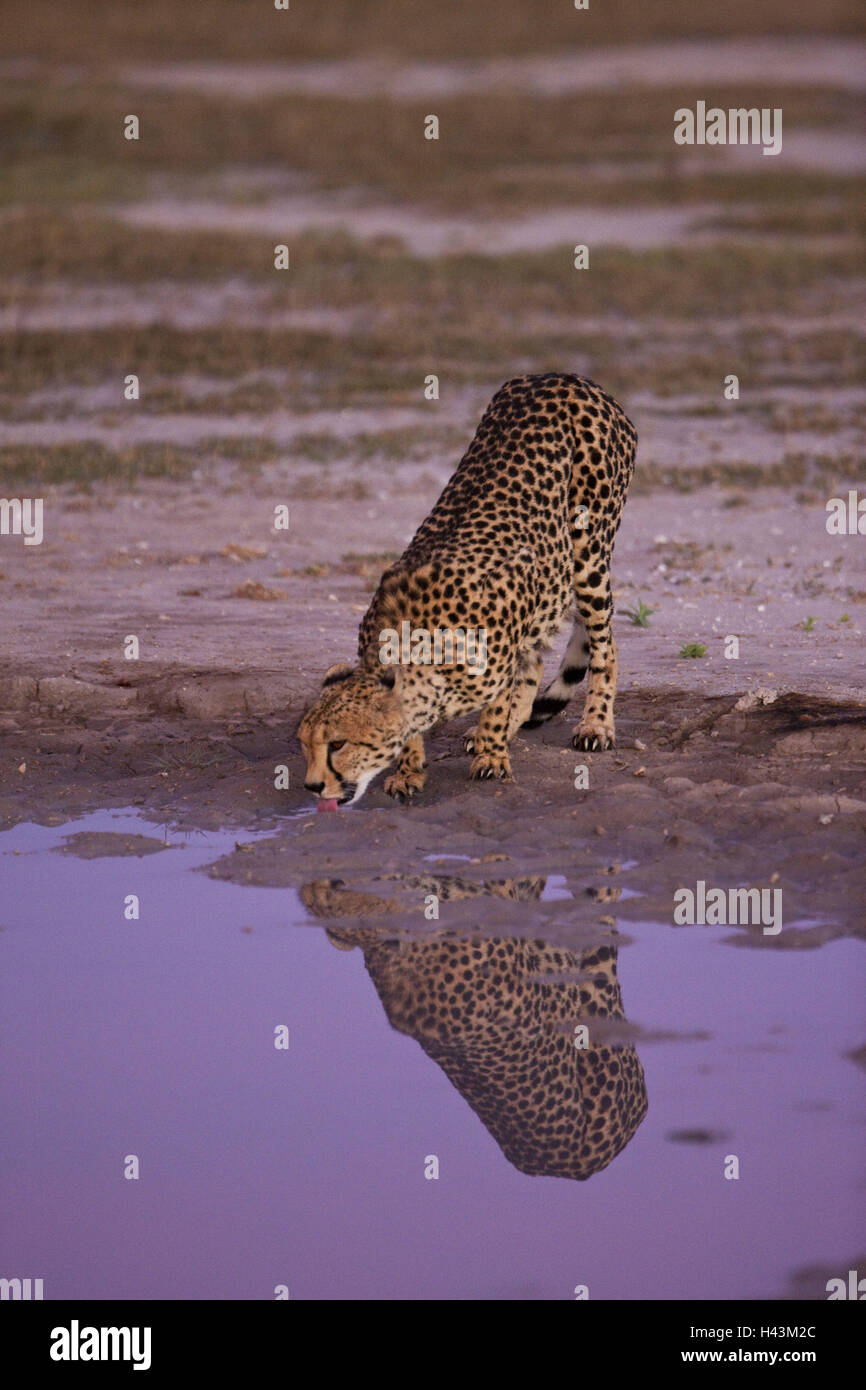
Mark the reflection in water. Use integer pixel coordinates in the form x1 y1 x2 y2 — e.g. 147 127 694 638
301 874 648 1180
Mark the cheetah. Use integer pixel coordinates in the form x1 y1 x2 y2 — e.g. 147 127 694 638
300 875 648 1180
299 373 637 806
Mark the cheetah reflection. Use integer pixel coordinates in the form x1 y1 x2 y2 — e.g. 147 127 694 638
301 875 647 1179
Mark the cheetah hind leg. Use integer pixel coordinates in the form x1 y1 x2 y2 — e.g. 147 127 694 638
506 649 544 739
522 620 588 729
572 575 617 751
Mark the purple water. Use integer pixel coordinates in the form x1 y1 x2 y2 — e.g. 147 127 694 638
1 810 862 1300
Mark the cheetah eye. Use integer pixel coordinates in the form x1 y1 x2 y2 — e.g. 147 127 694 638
329 739 346 752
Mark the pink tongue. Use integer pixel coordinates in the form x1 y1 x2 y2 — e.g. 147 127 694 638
317 798 339 813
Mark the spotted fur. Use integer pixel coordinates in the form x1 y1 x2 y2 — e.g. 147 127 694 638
300 874 646 1179
300 875 647 1178
299 373 637 804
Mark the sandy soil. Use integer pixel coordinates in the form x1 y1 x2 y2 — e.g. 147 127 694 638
110 38 866 99
115 197 721 256
7 288 865 339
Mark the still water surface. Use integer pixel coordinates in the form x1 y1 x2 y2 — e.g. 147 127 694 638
1 811 861 1300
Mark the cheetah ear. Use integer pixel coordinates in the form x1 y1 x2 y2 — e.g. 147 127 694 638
377 663 401 691
378 663 441 695
322 662 354 688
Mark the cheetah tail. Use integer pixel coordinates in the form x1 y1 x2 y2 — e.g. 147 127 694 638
522 622 589 728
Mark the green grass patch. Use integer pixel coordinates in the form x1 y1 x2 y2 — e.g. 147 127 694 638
706 187 866 239
2 77 862 210
197 435 278 463
632 452 861 495
621 599 656 626
1 215 861 317
2 439 855 498
0 441 197 486
0 437 276 487
1 316 861 404
7 0 862 63
292 427 465 463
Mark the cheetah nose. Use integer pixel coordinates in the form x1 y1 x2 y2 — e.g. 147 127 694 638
304 780 325 794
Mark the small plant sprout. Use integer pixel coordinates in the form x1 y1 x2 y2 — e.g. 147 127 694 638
839 613 850 623
621 598 656 627
800 616 818 632
679 642 707 658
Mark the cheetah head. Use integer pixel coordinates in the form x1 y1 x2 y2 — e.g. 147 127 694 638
297 662 408 807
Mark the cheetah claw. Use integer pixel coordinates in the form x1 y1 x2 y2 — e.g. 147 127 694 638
384 771 425 801
572 729 615 752
469 752 512 782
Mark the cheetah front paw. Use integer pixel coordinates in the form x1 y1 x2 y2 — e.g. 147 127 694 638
462 725 479 754
572 721 615 752
384 767 426 802
469 751 512 781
